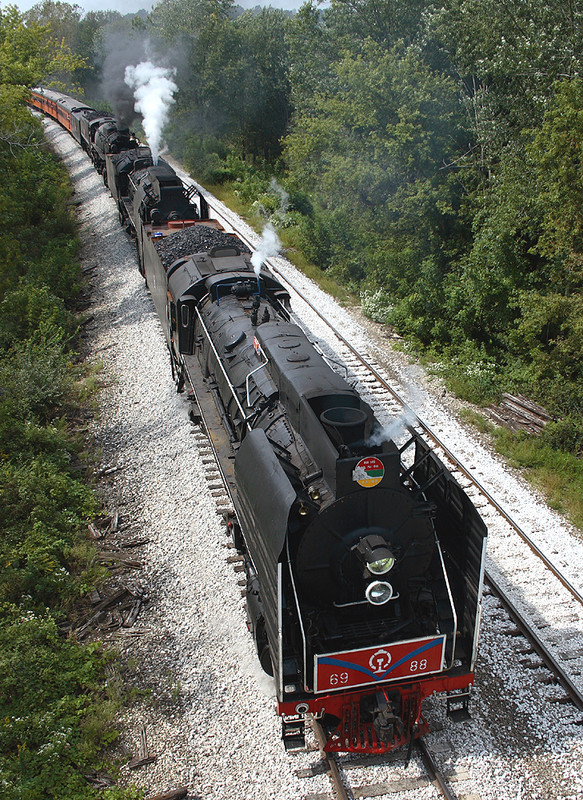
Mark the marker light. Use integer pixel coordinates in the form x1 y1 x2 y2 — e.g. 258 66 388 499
366 581 394 606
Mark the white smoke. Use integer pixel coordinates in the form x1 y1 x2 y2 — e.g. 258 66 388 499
251 223 282 276
269 178 289 215
368 406 417 447
124 61 177 164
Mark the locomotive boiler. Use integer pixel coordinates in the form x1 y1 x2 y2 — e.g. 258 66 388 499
29 88 137 176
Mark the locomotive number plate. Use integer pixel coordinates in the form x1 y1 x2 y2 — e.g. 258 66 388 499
314 635 447 693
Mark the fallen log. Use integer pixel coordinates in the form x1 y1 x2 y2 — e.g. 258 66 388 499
146 789 188 800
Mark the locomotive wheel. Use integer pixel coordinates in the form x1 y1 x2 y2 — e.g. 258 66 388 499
259 644 274 677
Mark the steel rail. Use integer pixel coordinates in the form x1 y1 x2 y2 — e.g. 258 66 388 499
415 738 460 800
485 571 583 711
310 718 352 800
310 717 460 800
196 192 583 610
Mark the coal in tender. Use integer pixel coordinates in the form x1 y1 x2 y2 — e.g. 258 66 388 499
154 226 251 269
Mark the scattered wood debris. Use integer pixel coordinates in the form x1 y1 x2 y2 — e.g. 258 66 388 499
486 393 554 435
123 537 151 549
84 772 115 789
129 725 158 770
146 789 188 800
76 510 150 637
88 511 119 539
97 464 124 478
73 585 146 638
96 551 143 570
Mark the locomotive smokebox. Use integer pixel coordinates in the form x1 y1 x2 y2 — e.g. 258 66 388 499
320 406 368 449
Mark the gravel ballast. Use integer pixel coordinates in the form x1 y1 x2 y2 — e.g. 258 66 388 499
44 119 583 800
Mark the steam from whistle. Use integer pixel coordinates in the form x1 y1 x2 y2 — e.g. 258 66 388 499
124 61 177 164
368 407 417 447
251 224 281 276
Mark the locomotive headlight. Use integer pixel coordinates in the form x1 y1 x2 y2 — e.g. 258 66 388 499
368 554 395 575
355 535 395 576
366 580 394 606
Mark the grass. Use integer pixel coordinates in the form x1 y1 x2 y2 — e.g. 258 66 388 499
493 428 583 532
458 409 583 533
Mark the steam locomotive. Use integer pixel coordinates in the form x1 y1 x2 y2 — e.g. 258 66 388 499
30 87 488 755
29 88 137 176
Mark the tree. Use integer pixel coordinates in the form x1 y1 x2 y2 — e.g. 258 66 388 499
24 0 83 49
528 78 583 294
284 39 469 297
0 3 85 89
322 0 429 47
233 7 291 159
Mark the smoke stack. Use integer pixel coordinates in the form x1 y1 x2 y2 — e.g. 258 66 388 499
320 407 368 449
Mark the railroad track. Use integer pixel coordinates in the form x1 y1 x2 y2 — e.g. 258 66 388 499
300 718 464 800
172 167 583 794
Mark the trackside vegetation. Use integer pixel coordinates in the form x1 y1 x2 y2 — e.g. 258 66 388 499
11 0 583 520
155 0 581 526
0 7 140 799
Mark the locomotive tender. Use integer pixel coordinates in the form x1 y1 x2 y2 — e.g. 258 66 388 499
30 87 488 755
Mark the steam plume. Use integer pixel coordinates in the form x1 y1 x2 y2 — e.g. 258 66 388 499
368 406 418 447
269 178 289 215
251 224 282 276
124 61 177 164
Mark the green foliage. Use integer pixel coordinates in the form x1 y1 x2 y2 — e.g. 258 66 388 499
0 283 73 349
0 11 138 795
156 0 292 162
492 428 583 529
0 607 140 800
527 78 583 288
181 133 230 183
284 38 469 306
0 3 85 89
429 348 501 405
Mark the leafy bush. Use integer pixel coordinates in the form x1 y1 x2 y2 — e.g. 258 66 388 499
0 607 138 800
0 69 137 798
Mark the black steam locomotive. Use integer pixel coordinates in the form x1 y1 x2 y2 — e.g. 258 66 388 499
29 88 137 176
30 87 488 755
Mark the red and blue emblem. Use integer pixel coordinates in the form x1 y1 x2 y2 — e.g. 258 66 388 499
314 635 446 692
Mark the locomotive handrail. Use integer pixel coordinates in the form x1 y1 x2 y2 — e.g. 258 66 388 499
286 539 308 693
333 592 401 608
434 539 459 671
246 356 269 408
195 306 251 431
